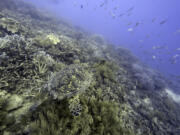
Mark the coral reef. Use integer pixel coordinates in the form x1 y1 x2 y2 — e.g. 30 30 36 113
0 17 20 34
21 96 132 135
34 33 60 47
44 63 93 100
0 0 180 135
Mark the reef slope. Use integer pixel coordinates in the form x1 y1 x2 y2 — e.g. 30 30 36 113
0 0 180 135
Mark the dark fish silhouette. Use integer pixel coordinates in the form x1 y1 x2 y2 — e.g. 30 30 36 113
127 6 134 12
47 0 63 4
174 29 180 35
100 3 105 7
160 19 167 25
127 22 132 26
152 18 156 23
81 5 83 9
118 13 124 17
135 22 140 27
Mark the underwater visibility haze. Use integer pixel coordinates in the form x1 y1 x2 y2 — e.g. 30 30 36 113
0 0 180 135
28 0 180 93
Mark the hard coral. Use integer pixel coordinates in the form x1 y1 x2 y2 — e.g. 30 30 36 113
0 17 20 34
34 33 60 47
46 33 60 45
24 96 132 135
68 95 82 116
44 63 93 100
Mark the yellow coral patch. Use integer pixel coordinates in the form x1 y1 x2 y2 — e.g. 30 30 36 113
46 34 60 45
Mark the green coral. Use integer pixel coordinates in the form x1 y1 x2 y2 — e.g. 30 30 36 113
22 96 132 135
68 95 82 116
0 96 16 132
46 34 60 44
0 97 8 130
0 17 20 34
0 35 48 95
0 35 11 49
93 60 118 85
34 33 60 47
90 34 106 45
44 63 93 100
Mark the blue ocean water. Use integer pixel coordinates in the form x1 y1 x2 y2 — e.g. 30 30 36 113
28 0 180 92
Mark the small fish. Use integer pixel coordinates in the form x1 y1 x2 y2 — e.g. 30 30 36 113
109 11 116 19
146 34 150 38
173 54 179 59
160 19 167 25
152 45 168 50
152 46 157 50
171 59 177 64
113 6 118 10
127 6 134 12
80 5 83 9
139 40 144 43
127 22 132 26
86 1 88 6
157 33 161 37
49 0 60 4
73 1 77 6
174 29 180 35
152 18 156 23
118 13 124 17
135 22 140 27
100 3 105 7
152 55 156 60
128 28 133 32
171 54 180 64
127 13 133 16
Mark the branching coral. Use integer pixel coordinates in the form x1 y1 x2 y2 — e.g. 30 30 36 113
35 61 47 74
21 96 132 135
0 17 20 34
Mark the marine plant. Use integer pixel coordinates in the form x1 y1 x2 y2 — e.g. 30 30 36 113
93 60 118 86
0 96 16 133
22 95 132 135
